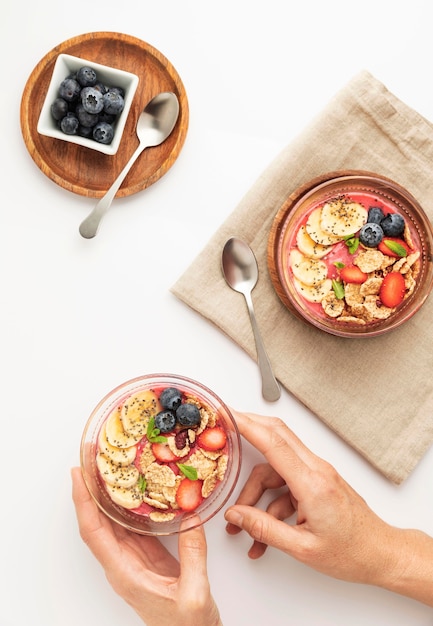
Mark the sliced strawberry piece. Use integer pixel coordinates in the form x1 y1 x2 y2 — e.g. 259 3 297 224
151 442 179 463
378 237 411 258
197 426 227 451
340 265 368 284
379 272 406 308
175 478 203 511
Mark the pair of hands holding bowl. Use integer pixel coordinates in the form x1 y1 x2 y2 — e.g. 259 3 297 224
72 410 433 626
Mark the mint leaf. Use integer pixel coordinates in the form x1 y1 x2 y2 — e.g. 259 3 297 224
146 417 167 443
384 239 407 257
147 416 156 438
150 435 169 443
177 464 198 480
332 279 345 300
333 261 345 269
343 235 359 254
138 475 147 493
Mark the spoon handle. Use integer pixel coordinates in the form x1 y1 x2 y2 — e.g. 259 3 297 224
243 291 281 402
79 142 145 239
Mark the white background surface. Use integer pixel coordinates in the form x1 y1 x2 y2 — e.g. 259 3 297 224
2 1 433 625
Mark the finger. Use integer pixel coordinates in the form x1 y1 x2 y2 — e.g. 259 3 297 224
71 466 110 536
121 532 181 577
225 463 285 535
178 516 209 593
72 467 179 578
235 464 286 504
231 411 315 493
233 410 315 463
247 492 297 559
225 504 300 558
71 467 122 563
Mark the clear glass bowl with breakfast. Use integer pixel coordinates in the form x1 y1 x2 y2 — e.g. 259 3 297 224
268 171 433 337
80 374 241 535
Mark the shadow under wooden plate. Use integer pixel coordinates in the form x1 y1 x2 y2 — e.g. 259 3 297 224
20 31 189 198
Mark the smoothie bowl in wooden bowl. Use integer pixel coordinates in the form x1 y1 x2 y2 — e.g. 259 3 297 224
268 171 433 338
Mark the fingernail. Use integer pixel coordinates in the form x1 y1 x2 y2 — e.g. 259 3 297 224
225 509 243 527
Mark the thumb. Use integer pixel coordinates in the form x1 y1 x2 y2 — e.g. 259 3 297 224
225 505 298 557
178 516 209 591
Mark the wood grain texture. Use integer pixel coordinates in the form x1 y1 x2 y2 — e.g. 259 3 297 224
20 32 189 198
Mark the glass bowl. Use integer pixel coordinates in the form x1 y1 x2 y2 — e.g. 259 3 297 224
268 171 433 338
80 373 241 535
37 53 138 155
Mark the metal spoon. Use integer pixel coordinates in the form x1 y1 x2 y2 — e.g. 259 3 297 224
79 92 180 239
222 237 281 402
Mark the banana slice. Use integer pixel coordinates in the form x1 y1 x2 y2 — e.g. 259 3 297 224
320 198 367 237
305 207 343 246
105 406 142 449
96 453 140 488
293 277 333 303
98 422 137 466
105 483 144 510
296 225 332 259
121 390 162 437
290 249 328 286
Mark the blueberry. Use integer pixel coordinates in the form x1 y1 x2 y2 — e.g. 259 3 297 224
359 222 384 247
176 403 201 427
93 81 108 95
81 87 104 114
51 97 68 121
60 112 79 135
93 121 114 144
98 111 116 124
154 410 177 433
58 78 81 102
76 66 97 87
160 387 183 411
51 69 125 146
367 206 385 224
381 213 405 237
109 86 125 97
75 103 99 128
77 125 93 138
103 90 125 115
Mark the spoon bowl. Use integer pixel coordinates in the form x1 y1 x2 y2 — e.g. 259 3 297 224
222 237 280 402
79 92 180 239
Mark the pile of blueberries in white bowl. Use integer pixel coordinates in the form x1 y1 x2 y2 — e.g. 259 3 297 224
37 53 139 155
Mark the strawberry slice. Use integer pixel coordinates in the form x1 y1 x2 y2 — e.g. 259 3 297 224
151 442 179 463
340 265 368 284
379 272 406 308
378 237 411 258
176 478 203 511
197 426 227 451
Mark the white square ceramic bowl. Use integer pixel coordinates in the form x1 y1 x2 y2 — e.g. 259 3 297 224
37 53 139 155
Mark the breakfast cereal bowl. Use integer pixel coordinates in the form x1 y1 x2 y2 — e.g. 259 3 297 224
80 374 241 535
37 53 139 155
268 171 433 338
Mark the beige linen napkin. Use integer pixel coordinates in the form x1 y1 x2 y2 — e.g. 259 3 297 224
171 70 433 484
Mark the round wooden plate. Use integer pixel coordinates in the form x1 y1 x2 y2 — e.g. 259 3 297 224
20 32 189 198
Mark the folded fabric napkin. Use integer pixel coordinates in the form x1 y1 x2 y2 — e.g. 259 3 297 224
171 70 433 484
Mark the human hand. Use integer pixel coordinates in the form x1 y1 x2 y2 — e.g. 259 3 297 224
224 411 401 587
71 467 222 626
